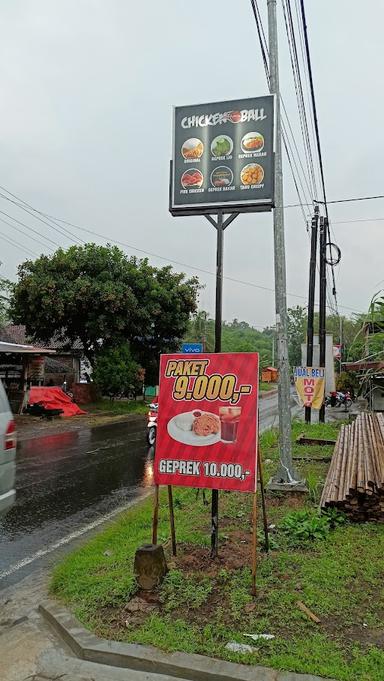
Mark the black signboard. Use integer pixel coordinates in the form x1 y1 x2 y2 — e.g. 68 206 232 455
170 96 275 216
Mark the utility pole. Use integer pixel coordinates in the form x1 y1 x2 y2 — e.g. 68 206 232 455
267 0 295 483
305 206 319 423
319 216 327 423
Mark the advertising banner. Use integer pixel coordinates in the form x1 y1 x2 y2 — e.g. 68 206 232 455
294 366 325 409
170 96 274 215
182 343 204 353
154 353 259 492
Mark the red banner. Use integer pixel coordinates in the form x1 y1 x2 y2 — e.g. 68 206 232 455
154 353 259 492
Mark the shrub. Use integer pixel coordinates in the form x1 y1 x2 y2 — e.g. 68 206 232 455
92 344 142 399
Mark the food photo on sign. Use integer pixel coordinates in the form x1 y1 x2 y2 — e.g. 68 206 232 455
153 353 259 492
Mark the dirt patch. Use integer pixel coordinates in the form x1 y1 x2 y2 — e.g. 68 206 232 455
266 493 306 509
320 618 384 650
174 535 252 575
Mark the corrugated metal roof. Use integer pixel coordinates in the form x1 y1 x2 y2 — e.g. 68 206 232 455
0 341 55 355
0 325 83 351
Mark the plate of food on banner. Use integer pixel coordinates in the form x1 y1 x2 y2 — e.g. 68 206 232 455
167 410 220 446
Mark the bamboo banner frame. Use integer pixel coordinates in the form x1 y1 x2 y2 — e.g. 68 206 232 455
151 484 177 556
151 441 269 596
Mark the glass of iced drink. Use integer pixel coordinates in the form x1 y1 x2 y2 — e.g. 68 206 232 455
219 407 242 443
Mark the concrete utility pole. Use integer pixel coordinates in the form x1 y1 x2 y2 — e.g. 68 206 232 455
267 0 296 484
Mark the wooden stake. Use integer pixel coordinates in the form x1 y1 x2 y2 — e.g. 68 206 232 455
152 485 159 545
258 447 269 553
251 491 257 597
167 485 177 556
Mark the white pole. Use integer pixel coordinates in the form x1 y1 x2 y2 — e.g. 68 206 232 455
267 0 295 482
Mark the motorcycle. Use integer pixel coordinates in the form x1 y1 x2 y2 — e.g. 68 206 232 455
325 391 352 410
146 400 158 446
337 390 352 410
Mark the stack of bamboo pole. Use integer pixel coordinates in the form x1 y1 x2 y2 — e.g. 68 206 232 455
320 413 384 521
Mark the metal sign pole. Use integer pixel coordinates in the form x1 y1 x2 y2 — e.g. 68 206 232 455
319 217 327 423
305 207 319 423
206 211 239 558
212 211 223 559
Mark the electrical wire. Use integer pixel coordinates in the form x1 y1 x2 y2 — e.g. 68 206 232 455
0 209 61 249
0 180 364 315
298 0 340 317
0 216 53 251
0 190 85 245
250 0 313 227
282 0 318 200
0 231 38 258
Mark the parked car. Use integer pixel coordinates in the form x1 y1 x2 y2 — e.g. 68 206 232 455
0 379 16 517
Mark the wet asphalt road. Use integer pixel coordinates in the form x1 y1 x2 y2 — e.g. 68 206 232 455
0 392 297 590
0 417 152 589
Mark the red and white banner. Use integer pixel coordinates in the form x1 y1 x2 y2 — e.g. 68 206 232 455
154 353 259 492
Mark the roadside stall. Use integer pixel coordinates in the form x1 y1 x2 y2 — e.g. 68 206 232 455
0 340 55 413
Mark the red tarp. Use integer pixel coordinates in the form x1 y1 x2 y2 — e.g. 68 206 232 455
29 387 86 417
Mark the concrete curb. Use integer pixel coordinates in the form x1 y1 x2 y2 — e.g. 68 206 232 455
260 389 278 400
39 600 334 681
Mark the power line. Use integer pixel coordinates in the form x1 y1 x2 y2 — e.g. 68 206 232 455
250 0 313 227
332 217 384 225
0 209 61 249
298 0 339 317
0 189 85 245
32 214 362 313
0 182 364 315
282 0 318 200
0 216 52 251
0 231 38 258
284 195 384 208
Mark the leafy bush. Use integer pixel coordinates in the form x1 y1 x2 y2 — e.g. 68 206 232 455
92 343 141 398
321 507 347 529
280 509 342 545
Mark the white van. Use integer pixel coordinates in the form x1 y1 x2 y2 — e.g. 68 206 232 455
0 379 16 516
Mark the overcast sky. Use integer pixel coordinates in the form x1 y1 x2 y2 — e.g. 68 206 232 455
0 0 383 329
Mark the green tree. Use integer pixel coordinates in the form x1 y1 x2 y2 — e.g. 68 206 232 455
0 275 12 326
287 305 307 367
184 311 214 351
92 344 140 398
183 313 275 366
11 244 200 377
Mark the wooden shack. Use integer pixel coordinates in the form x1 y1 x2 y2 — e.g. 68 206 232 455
261 366 278 383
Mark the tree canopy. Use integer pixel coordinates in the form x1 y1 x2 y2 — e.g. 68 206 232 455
184 304 378 370
11 244 199 376
184 313 275 367
0 275 12 327
92 343 141 398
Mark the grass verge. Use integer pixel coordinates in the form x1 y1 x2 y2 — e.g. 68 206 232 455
51 420 384 681
86 398 148 415
259 382 277 392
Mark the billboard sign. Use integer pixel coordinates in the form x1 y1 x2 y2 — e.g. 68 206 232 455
182 342 204 354
154 353 259 492
294 366 325 409
170 96 275 215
